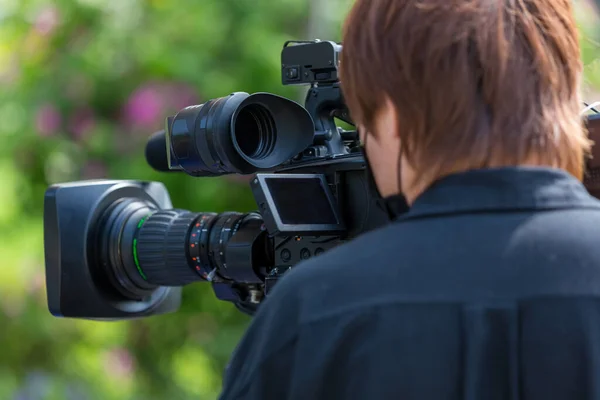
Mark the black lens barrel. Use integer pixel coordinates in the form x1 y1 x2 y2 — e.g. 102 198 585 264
135 210 200 286
165 92 315 177
187 212 218 280
169 95 258 176
99 202 266 293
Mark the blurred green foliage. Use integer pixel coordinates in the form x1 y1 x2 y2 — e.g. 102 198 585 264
0 0 349 398
0 0 599 399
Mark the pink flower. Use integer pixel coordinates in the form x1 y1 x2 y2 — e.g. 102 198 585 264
68 107 96 140
35 104 61 137
124 86 163 128
123 81 200 132
34 7 60 36
104 348 135 379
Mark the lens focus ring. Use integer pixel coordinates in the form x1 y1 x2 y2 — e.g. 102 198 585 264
136 210 199 286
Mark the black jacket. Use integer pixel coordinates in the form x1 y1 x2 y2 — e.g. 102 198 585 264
219 167 600 400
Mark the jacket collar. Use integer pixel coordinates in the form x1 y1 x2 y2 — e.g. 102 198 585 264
396 167 600 221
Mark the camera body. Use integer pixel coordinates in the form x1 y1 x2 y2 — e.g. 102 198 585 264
44 40 389 320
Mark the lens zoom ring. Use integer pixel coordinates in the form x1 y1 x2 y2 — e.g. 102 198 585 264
136 210 198 286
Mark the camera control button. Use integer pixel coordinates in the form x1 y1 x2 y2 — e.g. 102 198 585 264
300 248 311 260
280 249 292 262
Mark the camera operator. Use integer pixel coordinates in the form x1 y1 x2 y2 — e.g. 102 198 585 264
219 0 599 399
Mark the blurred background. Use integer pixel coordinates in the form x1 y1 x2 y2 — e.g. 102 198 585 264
0 0 599 399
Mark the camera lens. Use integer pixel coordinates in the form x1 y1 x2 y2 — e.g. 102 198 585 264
168 95 256 177
135 210 267 286
96 198 161 300
97 201 267 296
165 92 314 177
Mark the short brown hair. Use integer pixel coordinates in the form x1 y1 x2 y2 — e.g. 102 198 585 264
340 0 591 184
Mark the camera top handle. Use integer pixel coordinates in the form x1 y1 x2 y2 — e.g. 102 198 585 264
281 40 355 158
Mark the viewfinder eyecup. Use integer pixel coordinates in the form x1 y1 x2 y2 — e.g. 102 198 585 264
231 93 315 169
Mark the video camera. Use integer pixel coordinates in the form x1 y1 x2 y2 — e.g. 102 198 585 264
43 40 600 321
43 40 390 320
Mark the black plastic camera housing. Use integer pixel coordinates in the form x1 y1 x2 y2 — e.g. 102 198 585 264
44 180 181 319
43 40 388 320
